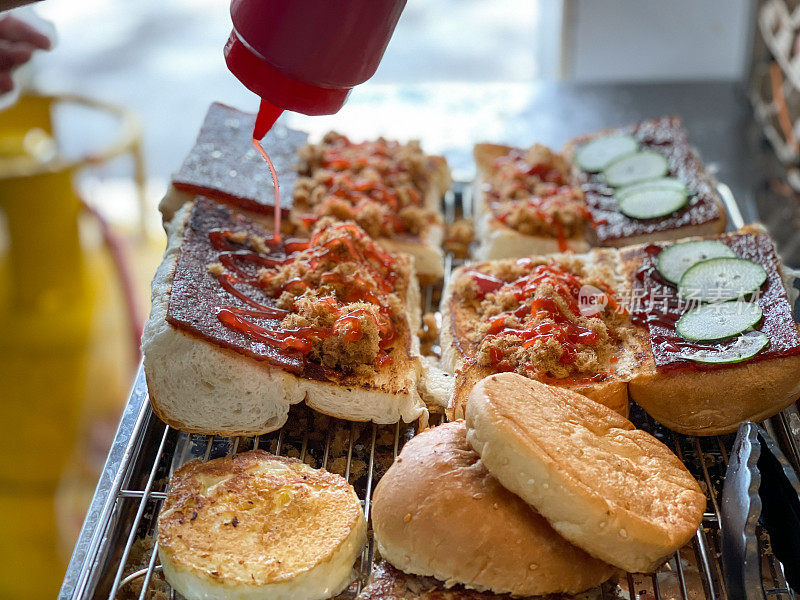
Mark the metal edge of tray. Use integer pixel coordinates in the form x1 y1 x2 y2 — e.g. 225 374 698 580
59 367 151 600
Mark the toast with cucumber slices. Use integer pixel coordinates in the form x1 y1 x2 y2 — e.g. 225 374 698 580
566 116 727 247
441 224 800 435
473 117 726 260
620 224 800 436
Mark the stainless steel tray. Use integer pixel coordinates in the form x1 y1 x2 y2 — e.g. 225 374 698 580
60 182 800 600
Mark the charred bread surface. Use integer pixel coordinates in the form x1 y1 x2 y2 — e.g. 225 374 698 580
164 102 308 222
158 450 366 600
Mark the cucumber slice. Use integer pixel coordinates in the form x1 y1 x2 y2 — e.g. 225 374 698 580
656 240 736 285
678 257 767 302
575 134 638 172
617 187 688 220
603 150 669 187
678 331 769 364
616 177 687 200
676 301 762 341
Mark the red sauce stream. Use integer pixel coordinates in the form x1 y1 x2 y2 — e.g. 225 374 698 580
252 99 284 242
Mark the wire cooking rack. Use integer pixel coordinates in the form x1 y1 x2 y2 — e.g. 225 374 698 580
60 182 800 600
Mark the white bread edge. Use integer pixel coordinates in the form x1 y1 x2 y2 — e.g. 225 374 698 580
142 202 427 436
159 511 367 600
159 186 194 223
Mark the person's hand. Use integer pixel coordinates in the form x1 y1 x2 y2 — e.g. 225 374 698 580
0 15 50 93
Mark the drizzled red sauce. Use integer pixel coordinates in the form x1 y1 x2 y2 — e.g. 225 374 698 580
627 233 800 371
487 151 596 251
471 260 616 376
298 172 413 234
298 135 425 236
492 150 570 185
166 198 399 376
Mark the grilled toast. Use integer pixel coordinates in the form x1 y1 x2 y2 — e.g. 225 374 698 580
161 102 308 225
291 132 450 282
619 224 800 435
564 116 727 247
441 250 648 419
473 118 727 261
473 143 590 260
442 227 800 434
142 197 427 436
158 450 366 600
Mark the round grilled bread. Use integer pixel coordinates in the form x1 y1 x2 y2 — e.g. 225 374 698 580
371 421 616 596
157 450 366 600
465 373 706 573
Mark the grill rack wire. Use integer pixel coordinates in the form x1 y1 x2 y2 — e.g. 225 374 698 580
60 182 800 600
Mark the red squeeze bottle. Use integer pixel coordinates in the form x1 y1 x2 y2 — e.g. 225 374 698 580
225 0 407 124
224 0 406 241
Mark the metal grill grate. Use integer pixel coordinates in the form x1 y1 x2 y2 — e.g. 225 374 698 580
60 182 800 600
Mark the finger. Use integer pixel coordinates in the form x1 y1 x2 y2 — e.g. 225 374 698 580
0 41 34 70
0 73 14 94
0 16 50 50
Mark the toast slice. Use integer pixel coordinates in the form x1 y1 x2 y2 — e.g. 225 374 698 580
472 143 591 260
142 197 427 436
161 102 308 225
564 116 727 247
441 250 650 419
619 225 800 435
443 225 800 434
291 132 450 282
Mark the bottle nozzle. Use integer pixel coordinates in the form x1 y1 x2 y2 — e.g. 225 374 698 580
253 99 283 140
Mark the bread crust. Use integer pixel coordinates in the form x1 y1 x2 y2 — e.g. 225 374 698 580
628 343 800 435
589 211 726 248
465 373 706 573
158 450 366 600
142 201 428 436
371 421 616 596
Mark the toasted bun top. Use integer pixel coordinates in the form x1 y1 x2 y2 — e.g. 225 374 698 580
158 450 364 586
371 421 615 596
465 373 705 572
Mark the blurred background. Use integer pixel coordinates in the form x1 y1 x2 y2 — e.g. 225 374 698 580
1 0 797 597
